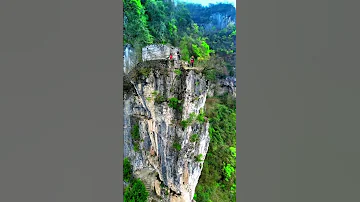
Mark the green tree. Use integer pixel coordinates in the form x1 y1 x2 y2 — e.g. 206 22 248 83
124 179 149 202
124 157 133 183
195 96 237 202
124 0 153 50
144 0 168 44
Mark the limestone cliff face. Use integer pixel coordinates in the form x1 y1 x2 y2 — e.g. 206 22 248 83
124 58 210 202
208 76 236 98
204 12 235 31
123 44 138 75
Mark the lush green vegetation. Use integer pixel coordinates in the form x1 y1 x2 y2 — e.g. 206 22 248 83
124 0 218 66
131 124 140 152
195 154 204 162
124 179 149 202
154 94 166 103
124 0 236 77
190 134 199 143
173 142 182 151
168 97 182 111
138 67 151 77
174 69 182 76
124 157 133 183
195 94 237 202
124 0 153 51
180 112 197 129
123 158 149 202
197 108 205 123
185 3 236 76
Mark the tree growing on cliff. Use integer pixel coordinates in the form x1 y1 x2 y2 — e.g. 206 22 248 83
124 0 153 50
124 157 133 183
124 179 149 202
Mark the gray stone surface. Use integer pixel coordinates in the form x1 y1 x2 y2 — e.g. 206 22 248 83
142 44 180 61
124 60 210 202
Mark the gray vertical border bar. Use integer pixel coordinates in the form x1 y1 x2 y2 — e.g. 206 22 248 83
120 0 124 200
237 0 360 202
0 0 124 201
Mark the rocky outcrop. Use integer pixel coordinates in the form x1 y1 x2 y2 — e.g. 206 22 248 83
142 44 180 62
124 44 138 74
208 76 236 98
124 57 210 202
204 13 235 31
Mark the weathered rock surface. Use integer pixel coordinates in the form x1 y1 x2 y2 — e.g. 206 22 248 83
124 58 210 202
204 12 236 31
208 76 236 97
124 44 139 75
142 44 180 62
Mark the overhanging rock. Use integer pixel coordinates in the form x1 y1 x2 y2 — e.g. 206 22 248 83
142 44 179 61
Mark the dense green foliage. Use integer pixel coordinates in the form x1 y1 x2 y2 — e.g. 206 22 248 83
168 97 182 111
124 179 149 202
174 69 182 76
180 112 197 129
173 142 182 151
123 158 149 202
124 158 133 183
131 124 140 152
195 95 236 202
190 134 199 143
154 94 166 103
124 0 153 50
195 154 204 162
197 108 205 123
185 3 236 76
124 0 217 65
124 0 236 77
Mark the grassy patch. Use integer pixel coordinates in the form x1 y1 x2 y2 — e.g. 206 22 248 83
181 112 197 129
197 108 206 123
131 124 140 152
190 134 199 143
188 112 196 122
133 144 140 152
155 95 166 104
124 179 149 202
124 157 132 183
174 69 182 76
181 120 190 129
173 142 182 151
138 67 151 78
123 157 149 201
152 91 159 96
168 97 182 111
195 154 204 162
195 95 237 202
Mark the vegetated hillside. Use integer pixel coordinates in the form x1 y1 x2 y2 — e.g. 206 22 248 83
184 2 236 77
123 1 236 201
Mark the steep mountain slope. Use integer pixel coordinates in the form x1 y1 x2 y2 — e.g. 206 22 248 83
124 49 210 201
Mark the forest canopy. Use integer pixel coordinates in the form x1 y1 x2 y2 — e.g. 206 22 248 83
123 0 236 77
